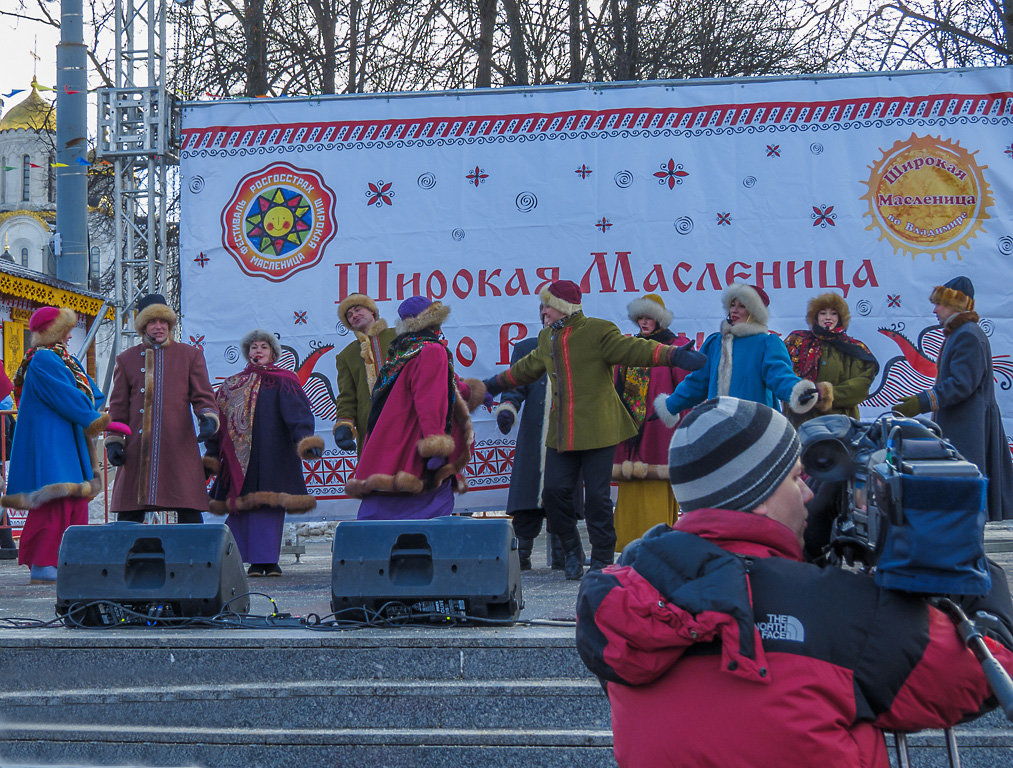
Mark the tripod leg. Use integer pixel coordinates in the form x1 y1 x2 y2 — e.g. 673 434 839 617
893 732 911 768
943 728 961 768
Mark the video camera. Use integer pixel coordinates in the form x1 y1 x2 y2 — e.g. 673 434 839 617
798 413 990 596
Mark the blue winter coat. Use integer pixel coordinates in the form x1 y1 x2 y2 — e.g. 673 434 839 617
3 349 106 510
663 323 805 415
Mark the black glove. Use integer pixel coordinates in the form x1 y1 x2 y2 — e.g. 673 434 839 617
333 424 356 452
483 376 504 397
670 343 705 372
797 385 818 406
197 414 217 442
106 441 126 467
303 446 324 459
496 408 516 434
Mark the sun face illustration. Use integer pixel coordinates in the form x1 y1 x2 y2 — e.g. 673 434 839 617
244 187 313 257
861 134 993 260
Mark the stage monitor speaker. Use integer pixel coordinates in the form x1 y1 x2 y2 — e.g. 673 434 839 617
331 517 523 624
55 522 249 626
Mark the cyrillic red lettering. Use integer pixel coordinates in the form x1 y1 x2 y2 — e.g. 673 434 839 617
672 263 692 293
426 270 447 299
376 261 392 302
452 269 474 299
852 260 879 289
396 272 421 300
643 264 669 292
818 260 849 298
754 261 782 290
696 263 721 291
786 261 813 290
580 251 636 294
725 261 751 285
505 269 530 297
499 322 528 365
534 267 559 295
456 336 477 368
478 269 502 297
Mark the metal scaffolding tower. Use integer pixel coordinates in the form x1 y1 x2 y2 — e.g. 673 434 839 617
96 0 175 370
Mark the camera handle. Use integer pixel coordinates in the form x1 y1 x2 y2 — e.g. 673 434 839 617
932 597 1013 722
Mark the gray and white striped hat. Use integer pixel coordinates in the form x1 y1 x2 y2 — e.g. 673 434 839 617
669 397 800 512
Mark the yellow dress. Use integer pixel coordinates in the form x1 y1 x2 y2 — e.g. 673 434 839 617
613 479 678 552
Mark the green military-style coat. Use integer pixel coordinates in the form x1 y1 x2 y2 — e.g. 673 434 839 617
784 338 877 427
334 321 397 454
494 312 675 452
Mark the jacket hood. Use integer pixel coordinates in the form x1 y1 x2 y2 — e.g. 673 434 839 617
805 292 850 330
674 508 804 561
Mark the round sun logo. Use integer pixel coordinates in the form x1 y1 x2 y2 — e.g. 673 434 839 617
861 134 992 260
221 162 336 281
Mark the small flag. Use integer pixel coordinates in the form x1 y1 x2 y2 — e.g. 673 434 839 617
98 159 112 166
1 89 24 98
29 163 42 169
35 83 55 92
1 166 14 172
50 162 68 167
63 86 81 94
75 158 92 166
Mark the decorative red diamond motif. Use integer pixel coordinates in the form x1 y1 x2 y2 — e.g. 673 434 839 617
653 158 688 189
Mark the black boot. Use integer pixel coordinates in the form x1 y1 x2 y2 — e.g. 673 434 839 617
549 534 565 570
562 539 584 581
517 536 533 571
588 548 614 572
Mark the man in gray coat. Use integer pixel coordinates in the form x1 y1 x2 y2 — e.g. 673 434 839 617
894 275 1013 520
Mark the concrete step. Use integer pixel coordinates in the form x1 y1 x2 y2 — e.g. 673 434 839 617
0 679 611 730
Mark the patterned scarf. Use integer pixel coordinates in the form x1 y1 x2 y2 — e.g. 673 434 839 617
368 330 455 434
786 325 879 382
616 328 675 428
13 342 94 406
213 362 302 500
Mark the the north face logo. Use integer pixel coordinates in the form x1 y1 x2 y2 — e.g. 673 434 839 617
756 613 805 642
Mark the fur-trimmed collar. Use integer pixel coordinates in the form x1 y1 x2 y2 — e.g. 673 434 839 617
354 318 389 341
721 318 767 338
944 310 980 335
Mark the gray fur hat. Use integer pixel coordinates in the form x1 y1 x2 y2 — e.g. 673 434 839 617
241 329 282 362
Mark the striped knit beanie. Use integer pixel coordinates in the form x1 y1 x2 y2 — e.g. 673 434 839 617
669 397 800 512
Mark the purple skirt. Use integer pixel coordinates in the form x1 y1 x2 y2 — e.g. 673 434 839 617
356 480 454 520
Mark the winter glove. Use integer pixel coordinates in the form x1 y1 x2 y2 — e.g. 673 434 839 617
303 445 324 459
106 441 126 467
497 408 516 434
107 421 132 436
196 414 218 442
483 376 504 397
797 385 818 407
482 391 495 409
333 424 356 452
669 344 705 372
893 395 923 418
426 456 447 471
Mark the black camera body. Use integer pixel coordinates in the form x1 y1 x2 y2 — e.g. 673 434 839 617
798 414 990 595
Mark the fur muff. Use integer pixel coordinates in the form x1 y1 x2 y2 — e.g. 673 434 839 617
297 435 325 459
208 490 317 515
203 454 221 475
539 286 581 317
815 381 835 412
627 296 673 329
85 413 111 438
30 307 78 348
789 379 819 414
462 378 487 412
134 302 178 335
494 401 518 420
654 392 680 428
722 283 769 327
395 301 451 335
337 293 380 330
930 285 974 313
805 293 850 330
417 433 455 458
240 329 282 362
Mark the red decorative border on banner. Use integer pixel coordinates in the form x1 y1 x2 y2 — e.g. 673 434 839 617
181 92 1013 152
302 443 513 500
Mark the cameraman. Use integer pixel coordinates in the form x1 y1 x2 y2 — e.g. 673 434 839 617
576 396 1013 768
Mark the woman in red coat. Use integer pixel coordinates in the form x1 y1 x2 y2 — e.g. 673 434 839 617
612 294 690 550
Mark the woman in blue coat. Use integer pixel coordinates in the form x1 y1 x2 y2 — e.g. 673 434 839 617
1 307 110 584
655 283 830 427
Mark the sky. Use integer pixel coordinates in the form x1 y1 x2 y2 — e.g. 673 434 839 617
0 8 61 118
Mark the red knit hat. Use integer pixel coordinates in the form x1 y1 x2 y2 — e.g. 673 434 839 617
750 284 770 307
29 306 61 333
539 279 582 316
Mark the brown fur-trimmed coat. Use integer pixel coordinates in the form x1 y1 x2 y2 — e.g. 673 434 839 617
106 339 219 512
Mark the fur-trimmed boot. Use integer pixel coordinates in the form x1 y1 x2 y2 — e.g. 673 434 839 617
517 537 534 570
562 538 584 581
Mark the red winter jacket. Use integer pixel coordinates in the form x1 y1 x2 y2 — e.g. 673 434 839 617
576 509 1013 768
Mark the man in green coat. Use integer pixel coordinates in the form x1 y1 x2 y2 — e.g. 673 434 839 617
485 280 704 580
333 294 397 455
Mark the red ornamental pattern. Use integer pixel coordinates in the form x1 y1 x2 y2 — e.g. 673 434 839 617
654 158 689 189
366 180 394 206
812 205 837 227
466 166 489 186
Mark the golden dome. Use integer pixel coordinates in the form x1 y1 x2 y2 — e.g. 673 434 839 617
0 80 55 133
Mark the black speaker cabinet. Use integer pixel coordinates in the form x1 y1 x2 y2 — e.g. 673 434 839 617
331 517 523 623
55 522 250 626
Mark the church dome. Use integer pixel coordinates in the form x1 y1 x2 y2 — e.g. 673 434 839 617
0 80 55 133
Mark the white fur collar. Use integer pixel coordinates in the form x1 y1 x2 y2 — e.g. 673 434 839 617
721 319 767 338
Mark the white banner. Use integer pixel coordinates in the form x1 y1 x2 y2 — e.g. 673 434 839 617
180 67 1013 519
